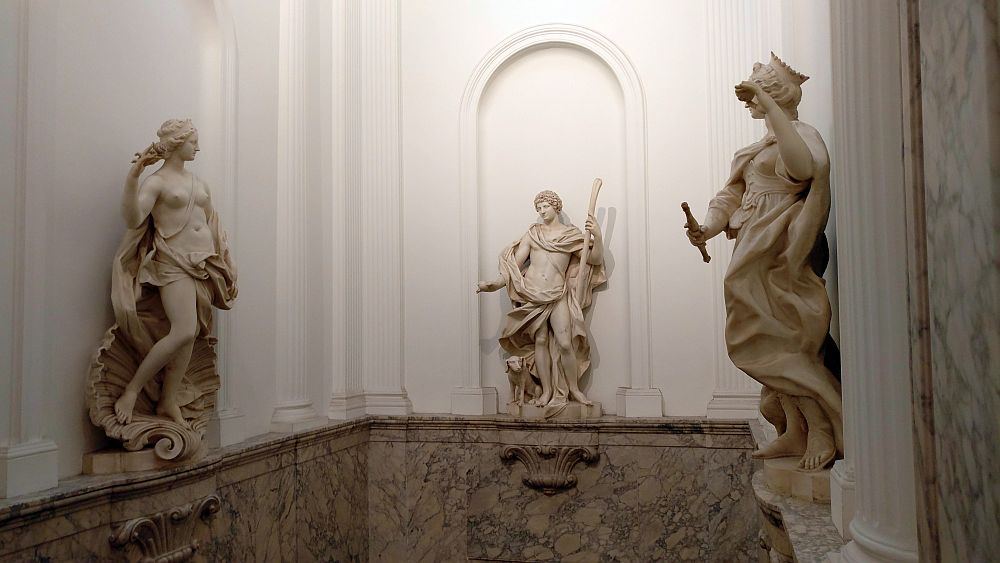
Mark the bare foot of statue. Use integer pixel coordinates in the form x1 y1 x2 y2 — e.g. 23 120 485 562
798 429 836 471
114 389 138 424
796 396 836 470
533 392 552 406
156 401 190 428
569 388 593 406
752 431 806 459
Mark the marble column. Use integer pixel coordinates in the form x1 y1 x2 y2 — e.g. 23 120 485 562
347 0 411 415
703 0 775 418
272 0 323 432
830 1 919 560
0 0 58 498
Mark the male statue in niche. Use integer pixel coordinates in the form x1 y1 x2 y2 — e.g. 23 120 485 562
477 189 606 417
685 53 843 471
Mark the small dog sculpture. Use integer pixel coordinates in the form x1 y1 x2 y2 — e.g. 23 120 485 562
505 356 537 406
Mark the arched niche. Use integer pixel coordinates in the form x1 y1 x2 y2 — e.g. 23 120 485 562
457 24 653 398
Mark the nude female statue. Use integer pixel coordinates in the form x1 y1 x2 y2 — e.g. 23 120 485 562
686 54 843 471
110 118 237 428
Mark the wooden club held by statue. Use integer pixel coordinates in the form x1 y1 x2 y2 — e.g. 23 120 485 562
681 202 711 263
576 178 603 302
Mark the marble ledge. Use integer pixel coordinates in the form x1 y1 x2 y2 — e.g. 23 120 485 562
0 417 369 527
753 470 844 562
0 414 753 527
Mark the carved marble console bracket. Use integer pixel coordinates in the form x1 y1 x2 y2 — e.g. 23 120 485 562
109 493 221 563
500 445 598 495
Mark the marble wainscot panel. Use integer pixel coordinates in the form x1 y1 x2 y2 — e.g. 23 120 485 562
0 418 371 562
296 424 370 562
374 416 761 563
918 0 1000 560
0 416 760 562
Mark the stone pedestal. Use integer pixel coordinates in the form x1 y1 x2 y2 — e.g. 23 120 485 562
507 401 602 420
82 444 207 475
763 457 831 504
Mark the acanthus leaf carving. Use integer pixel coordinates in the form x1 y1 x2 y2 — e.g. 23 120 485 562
500 445 599 495
109 493 221 563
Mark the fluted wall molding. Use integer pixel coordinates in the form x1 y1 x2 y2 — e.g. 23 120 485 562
453 23 661 416
273 0 321 429
830 1 919 561
205 0 246 447
703 0 778 418
326 0 363 419
345 0 410 416
1 0 58 498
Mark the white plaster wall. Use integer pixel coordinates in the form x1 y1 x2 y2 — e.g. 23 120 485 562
401 1 719 415
0 0 283 478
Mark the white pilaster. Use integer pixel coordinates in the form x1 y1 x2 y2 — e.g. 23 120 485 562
325 0 365 420
830 1 919 560
0 0 58 498
273 0 322 432
703 0 774 419
347 0 410 415
206 0 246 447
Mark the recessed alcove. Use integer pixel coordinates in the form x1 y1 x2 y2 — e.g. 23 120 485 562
477 44 628 409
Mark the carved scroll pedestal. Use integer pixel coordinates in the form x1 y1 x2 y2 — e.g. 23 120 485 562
507 401 602 420
763 457 831 503
83 443 208 475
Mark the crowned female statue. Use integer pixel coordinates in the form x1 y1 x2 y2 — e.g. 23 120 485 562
686 53 843 471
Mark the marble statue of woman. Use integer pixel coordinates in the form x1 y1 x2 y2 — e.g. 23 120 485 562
477 190 606 416
686 53 843 471
87 118 237 462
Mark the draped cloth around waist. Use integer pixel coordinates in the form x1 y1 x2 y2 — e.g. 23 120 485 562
495 223 606 409
108 208 238 406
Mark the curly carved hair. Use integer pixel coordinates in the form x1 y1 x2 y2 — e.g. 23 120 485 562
533 190 563 213
152 118 197 159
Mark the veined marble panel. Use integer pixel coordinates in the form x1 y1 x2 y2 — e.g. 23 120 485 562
918 0 1000 560
706 448 759 562
204 462 297 562
405 441 478 562
297 443 369 562
368 440 407 561
0 416 757 562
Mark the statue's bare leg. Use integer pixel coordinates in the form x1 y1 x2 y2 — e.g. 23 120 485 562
114 278 198 425
753 393 807 459
158 338 194 428
532 331 552 405
550 300 592 405
796 396 836 471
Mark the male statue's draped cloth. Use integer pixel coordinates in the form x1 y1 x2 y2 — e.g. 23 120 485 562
709 122 843 453
497 223 606 409
105 206 237 410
